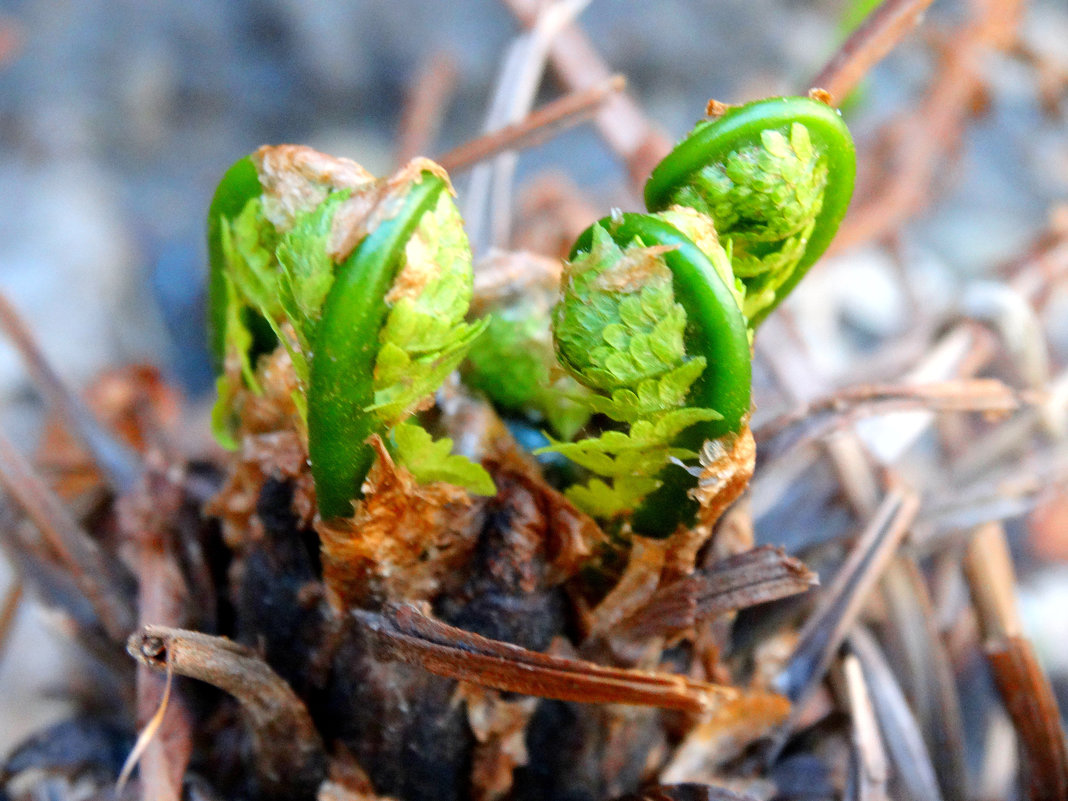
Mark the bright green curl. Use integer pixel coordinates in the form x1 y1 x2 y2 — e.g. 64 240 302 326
542 223 728 521
212 169 493 511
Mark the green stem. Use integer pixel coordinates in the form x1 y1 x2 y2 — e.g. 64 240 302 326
308 172 447 519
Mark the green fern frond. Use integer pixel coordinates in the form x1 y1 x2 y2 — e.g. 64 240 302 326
390 422 496 496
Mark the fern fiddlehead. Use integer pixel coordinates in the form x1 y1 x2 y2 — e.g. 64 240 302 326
208 148 492 521
547 96 855 537
646 96 856 327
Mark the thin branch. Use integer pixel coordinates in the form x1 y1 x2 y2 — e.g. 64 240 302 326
985 637 1068 801
963 524 1068 801
355 602 739 714
122 471 193 801
395 50 459 165
754 379 1038 461
849 627 945 801
0 292 142 493
614 546 817 644
128 625 326 798
963 522 1023 641
842 654 889 801
832 0 1025 252
809 0 938 103
500 0 673 186
0 427 134 641
775 487 920 705
0 577 23 663
438 74 625 174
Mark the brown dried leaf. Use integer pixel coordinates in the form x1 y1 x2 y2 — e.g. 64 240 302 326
207 348 315 548
614 547 817 646
457 684 538 801
329 157 454 262
253 144 375 231
318 436 483 610
659 691 792 782
689 427 757 573
480 435 607 583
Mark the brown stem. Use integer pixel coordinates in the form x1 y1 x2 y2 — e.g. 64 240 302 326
128 625 326 798
0 292 142 493
395 50 459 165
809 0 938 103
438 74 625 174
776 487 920 705
754 378 1037 460
499 0 672 186
0 428 134 641
356 602 740 714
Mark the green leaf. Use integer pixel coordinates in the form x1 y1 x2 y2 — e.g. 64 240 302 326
275 191 350 352
391 422 496 496
368 192 488 425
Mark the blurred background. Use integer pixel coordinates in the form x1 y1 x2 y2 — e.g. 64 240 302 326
0 0 1066 762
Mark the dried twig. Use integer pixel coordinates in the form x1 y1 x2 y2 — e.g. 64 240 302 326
127 625 326 798
833 0 1025 252
395 50 459 165
841 654 889 801
356 602 740 714
500 0 673 185
754 379 1037 461
0 428 134 641
963 523 1068 800
121 470 193 801
849 627 945 801
0 292 142 493
809 0 937 103
0 577 22 663
775 488 920 705
614 547 817 644
879 557 967 799
438 74 625 174
985 637 1068 801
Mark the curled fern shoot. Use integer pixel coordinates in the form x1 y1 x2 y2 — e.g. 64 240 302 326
645 96 856 327
207 148 492 520
545 214 750 537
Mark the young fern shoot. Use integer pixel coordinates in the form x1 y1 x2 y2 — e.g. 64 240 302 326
208 147 492 521
544 96 855 538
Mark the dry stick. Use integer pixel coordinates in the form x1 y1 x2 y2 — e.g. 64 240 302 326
356 602 738 714
0 577 23 662
128 625 326 798
0 428 134 641
123 473 193 801
0 293 141 494
832 0 1025 253
468 0 591 250
395 50 459 166
963 523 1068 801
879 556 969 798
809 0 938 103
438 74 626 174
754 379 1037 462
500 0 673 186
775 487 920 706
841 654 890 801
849 627 946 801
614 546 817 644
